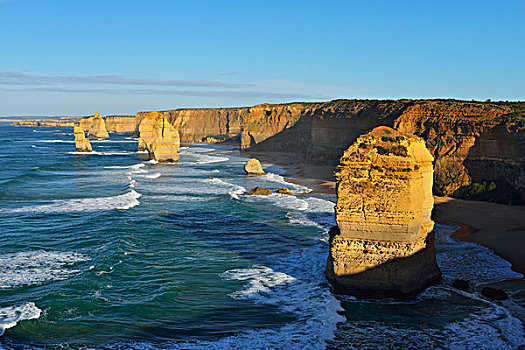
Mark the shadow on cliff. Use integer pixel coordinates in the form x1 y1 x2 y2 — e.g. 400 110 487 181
326 226 442 300
452 124 524 204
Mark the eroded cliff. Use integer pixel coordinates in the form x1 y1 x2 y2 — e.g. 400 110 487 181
138 112 180 162
13 99 525 202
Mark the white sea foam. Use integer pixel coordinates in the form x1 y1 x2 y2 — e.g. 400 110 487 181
34 139 74 143
259 173 311 193
216 243 345 349
183 154 229 165
147 195 213 203
0 251 89 288
0 303 42 336
203 178 246 199
240 193 309 211
221 265 296 299
30 145 49 149
138 173 161 179
3 190 141 214
105 163 144 170
287 197 336 230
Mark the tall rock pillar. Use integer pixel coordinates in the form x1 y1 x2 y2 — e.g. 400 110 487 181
326 126 441 298
74 126 92 152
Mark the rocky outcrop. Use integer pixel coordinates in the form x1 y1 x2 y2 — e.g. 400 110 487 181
138 112 180 162
73 126 92 152
244 158 265 175
277 187 292 195
326 126 441 298
247 187 272 195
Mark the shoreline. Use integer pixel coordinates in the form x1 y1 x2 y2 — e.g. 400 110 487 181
246 149 525 278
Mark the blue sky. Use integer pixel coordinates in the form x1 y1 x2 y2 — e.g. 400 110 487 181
0 0 523 116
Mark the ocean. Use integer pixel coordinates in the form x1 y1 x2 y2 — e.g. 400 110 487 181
0 123 523 349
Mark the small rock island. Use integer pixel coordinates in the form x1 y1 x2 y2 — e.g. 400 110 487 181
326 126 441 298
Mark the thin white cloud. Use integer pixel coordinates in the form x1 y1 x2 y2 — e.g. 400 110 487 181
0 86 324 100
0 72 249 88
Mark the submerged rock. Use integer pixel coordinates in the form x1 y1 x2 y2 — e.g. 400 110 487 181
73 126 92 152
138 112 180 162
326 126 441 298
481 286 508 301
247 187 272 195
86 113 109 139
244 158 265 175
277 187 292 195
452 279 470 292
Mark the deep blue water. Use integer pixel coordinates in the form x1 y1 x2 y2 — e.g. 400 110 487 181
0 123 523 349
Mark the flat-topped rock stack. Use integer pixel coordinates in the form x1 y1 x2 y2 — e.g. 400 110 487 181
73 126 92 152
326 126 441 298
138 112 180 162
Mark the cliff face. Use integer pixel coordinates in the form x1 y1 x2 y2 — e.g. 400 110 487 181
136 103 307 149
73 126 92 152
394 102 524 201
104 116 136 133
326 126 441 297
249 100 524 202
12 99 525 202
15 118 76 128
138 112 180 162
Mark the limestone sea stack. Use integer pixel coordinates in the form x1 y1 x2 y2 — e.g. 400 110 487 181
244 158 265 175
326 126 441 298
138 112 180 162
74 126 92 152
87 113 109 139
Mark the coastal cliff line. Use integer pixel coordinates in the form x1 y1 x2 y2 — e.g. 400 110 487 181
12 99 525 203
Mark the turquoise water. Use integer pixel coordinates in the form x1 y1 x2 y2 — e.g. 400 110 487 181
0 123 523 349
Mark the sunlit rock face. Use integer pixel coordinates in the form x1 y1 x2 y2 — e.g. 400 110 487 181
244 158 265 175
326 126 441 298
138 112 180 162
80 113 109 139
73 126 92 152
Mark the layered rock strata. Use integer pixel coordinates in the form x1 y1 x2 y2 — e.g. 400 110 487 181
138 112 180 162
73 126 92 152
104 116 136 133
326 126 441 298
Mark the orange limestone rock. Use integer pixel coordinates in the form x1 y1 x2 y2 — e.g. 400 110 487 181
138 112 180 162
326 126 441 298
73 126 92 152
86 113 109 139
244 158 265 175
